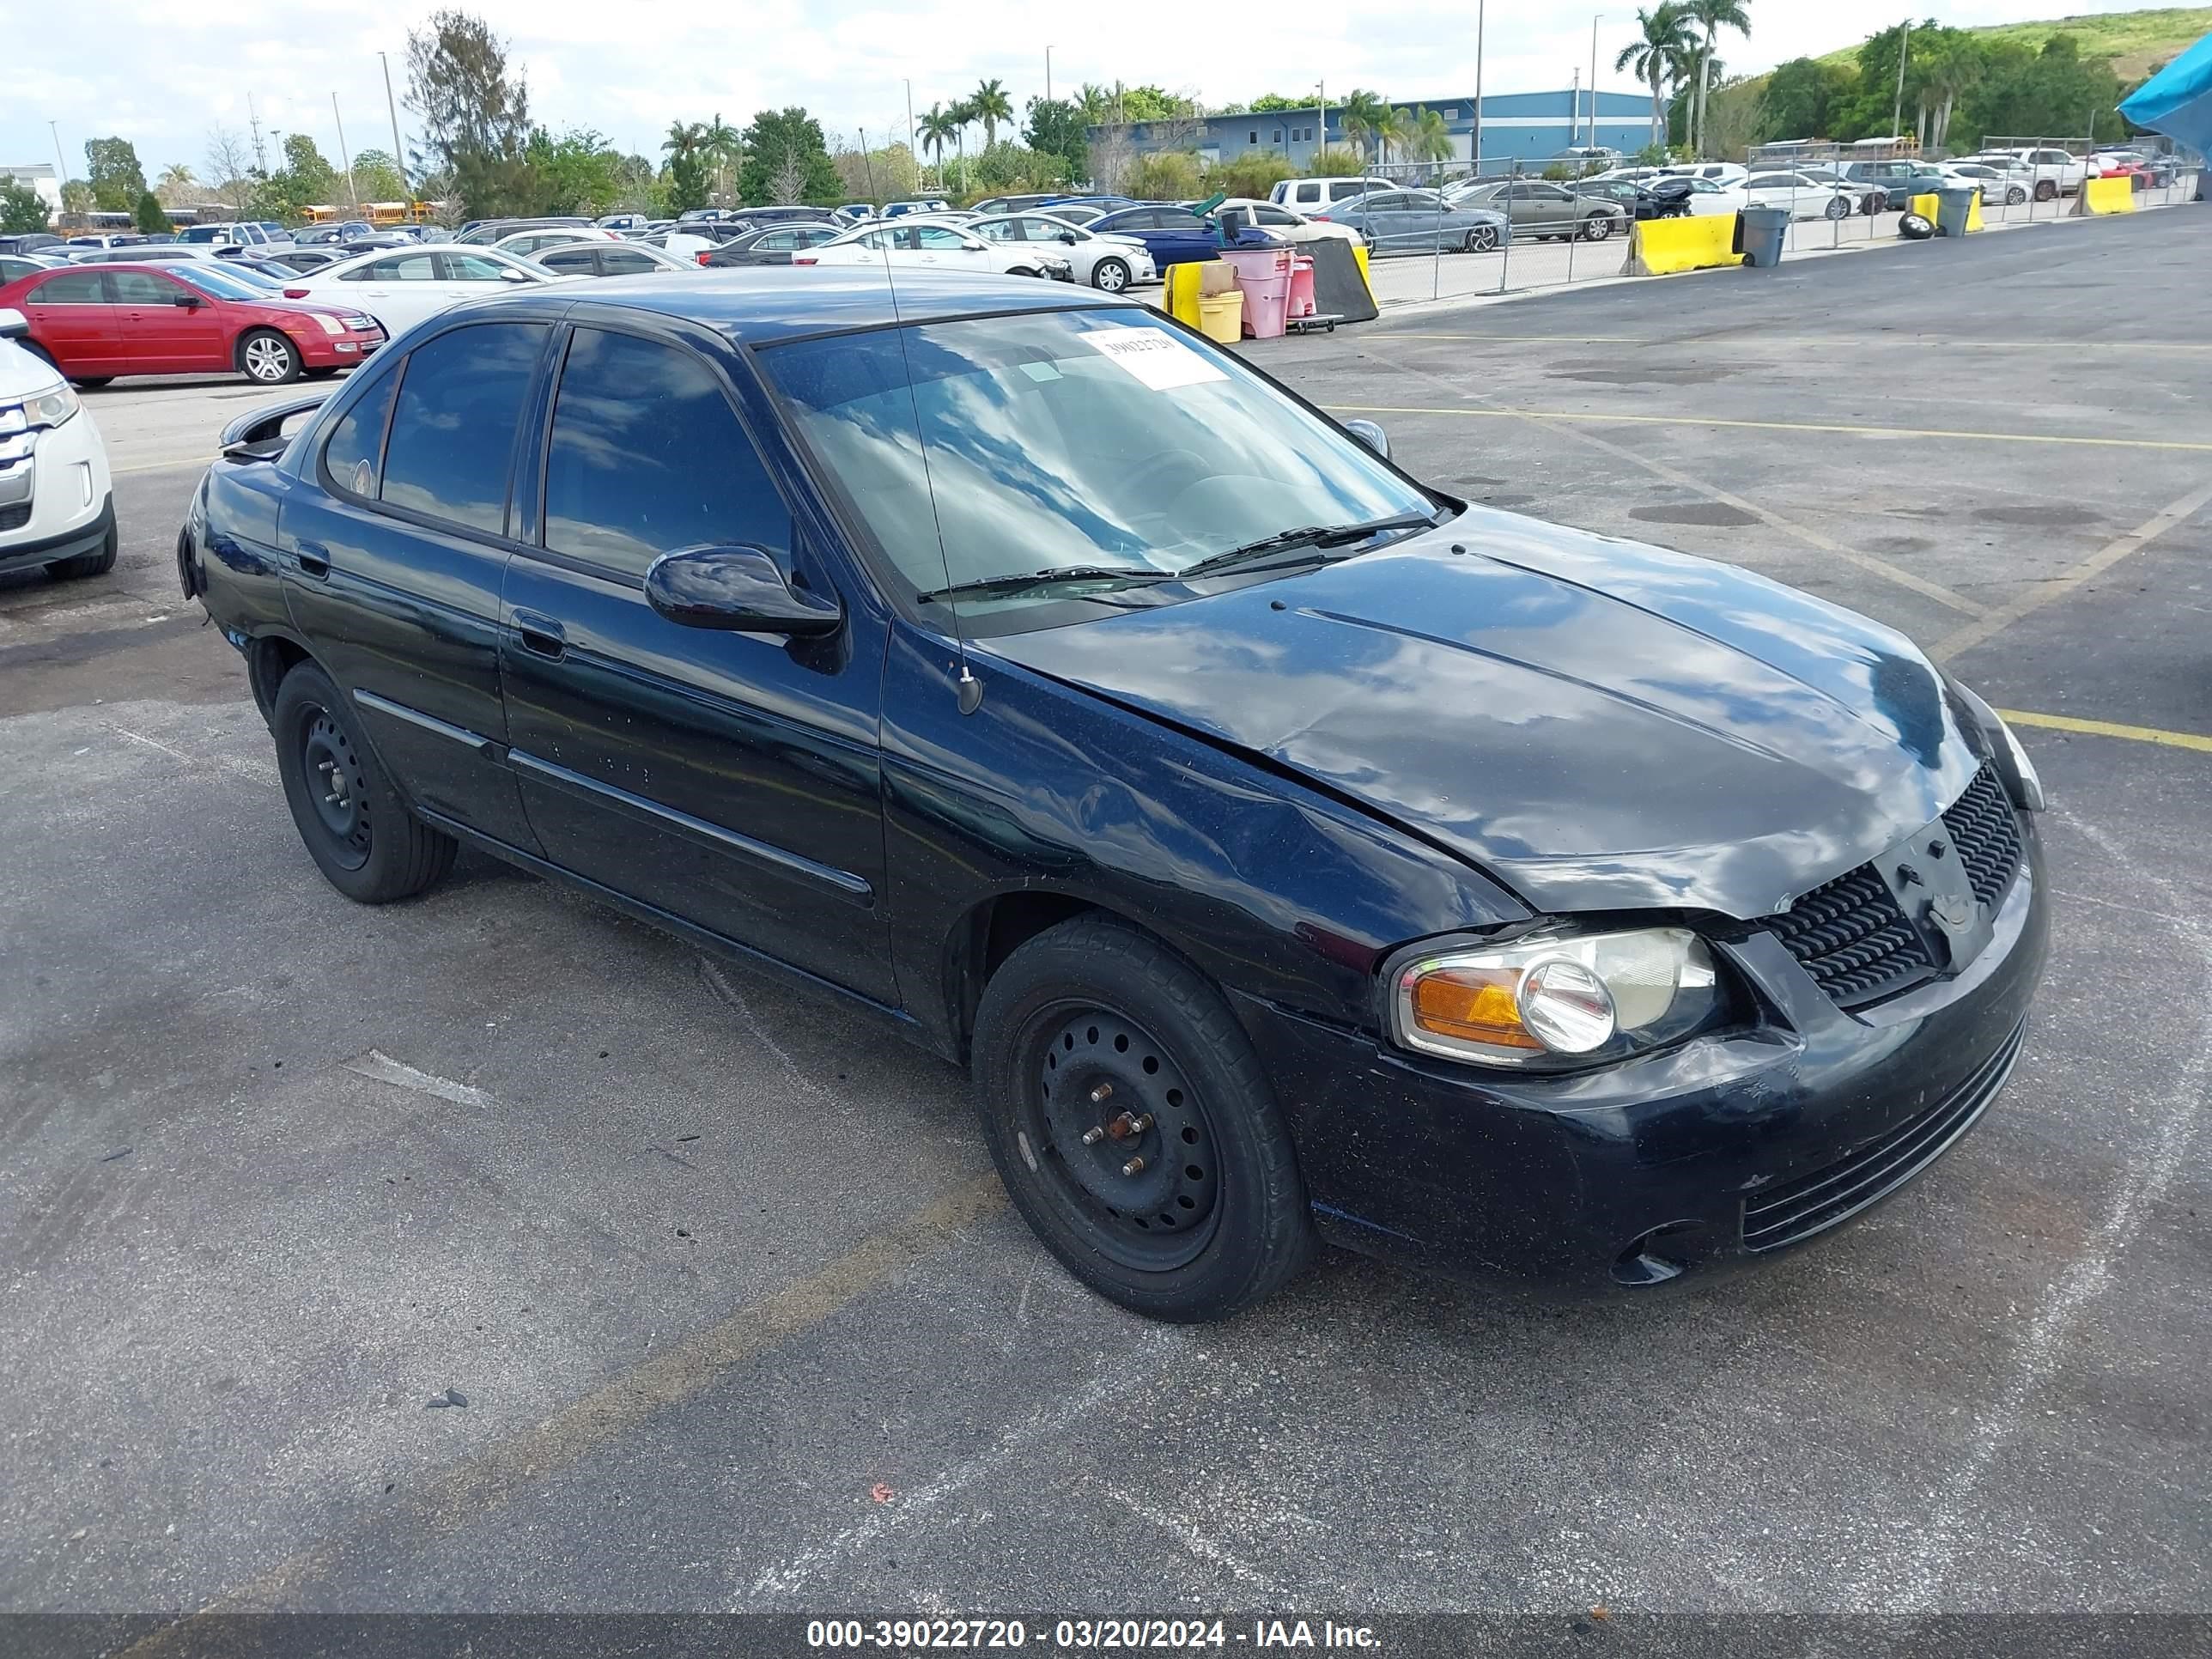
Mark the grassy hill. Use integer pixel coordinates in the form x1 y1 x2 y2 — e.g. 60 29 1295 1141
1810 8 2212 82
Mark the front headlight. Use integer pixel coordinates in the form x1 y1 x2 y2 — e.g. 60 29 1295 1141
1389 927 1719 1069
1942 672 2046 811
311 313 348 337
1993 714 2045 811
0 382 79 434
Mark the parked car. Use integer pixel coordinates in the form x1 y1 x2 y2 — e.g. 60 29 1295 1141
0 306 114 580
0 254 64 285
274 245 572 339
1659 161 1748 185
0 261 382 386
453 216 592 246
1967 148 2088 200
1446 179 1626 240
700 222 846 268
1084 205 1221 270
178 222 295 252
64 234 149 250
1944 162 2030 206
1272 176 1394 211
1319 190 1511 252
67 244 217 264
1639 176 1745 217
969 194 1064 216
1212 198 1364 248
1550 145 1623 170
295 222 374 246
881 198 952 217
595 212 652 232
0 234 65 257
264 248 340 273
179 270 2050 1320
495 227 622 258
1569 179 1659 218
1790 167 1887 215
721 206 848 231
527 239 700 278
966 213 1158 291
1741 170 1860 221
836 203 878 220
1586 166 1667 185
795 222 1073 280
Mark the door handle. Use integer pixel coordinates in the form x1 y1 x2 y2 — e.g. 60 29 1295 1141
513 611 566 659
295 540 331 580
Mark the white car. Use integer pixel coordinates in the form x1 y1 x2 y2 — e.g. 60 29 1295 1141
1741 170 1859 220
1212 198 1364 249
1659 161 1749 185
493 226 623 258
526 239 701 278
794 222 1073 280
962 213 1158 292
1652 176 1746 216
1969 148 2088 198
0 308 114 582
274 244 574 339
1272 176 1395 212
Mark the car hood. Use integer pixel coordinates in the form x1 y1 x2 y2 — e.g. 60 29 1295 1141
985 513 1984 919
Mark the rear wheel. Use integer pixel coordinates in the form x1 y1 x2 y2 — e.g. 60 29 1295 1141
271 661 456 903
971 915 1315 1322
46 520 117 581
238 328 301 385
1091 256 1132 292
71 375 113 389
2034 179 2057 202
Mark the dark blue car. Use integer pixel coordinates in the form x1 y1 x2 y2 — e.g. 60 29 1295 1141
179 270 2047 1321
1085 205 1222 270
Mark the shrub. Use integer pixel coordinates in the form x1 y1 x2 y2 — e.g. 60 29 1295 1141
1205 152 1293 200
1126 150 1201 201
134 191 169 234
1634 143 1673 167
1307 146 1367 177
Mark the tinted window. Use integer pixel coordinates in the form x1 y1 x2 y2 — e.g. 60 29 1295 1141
33 272 106 303
356 252 438 281
109 270 183 303
535 246 599 271
325 370 399 499
439 252 514 282
599 248 659 274
543 328 789 575
380 323 545 534
915 226 969 248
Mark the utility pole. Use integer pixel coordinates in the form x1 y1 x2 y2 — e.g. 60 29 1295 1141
1473 0 1486 175
1891 20 1912 145
48 120 69 208
904 78 915 170
379 51 409 198
247 94 266 173
1571 68 1581 149
332 93 359 211
1046 46 1054 106
1589 15 1602 148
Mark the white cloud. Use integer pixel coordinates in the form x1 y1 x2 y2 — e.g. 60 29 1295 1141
3 0 2169 176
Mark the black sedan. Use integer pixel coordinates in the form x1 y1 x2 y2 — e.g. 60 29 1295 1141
702 222 844 266
179 271 2048 1321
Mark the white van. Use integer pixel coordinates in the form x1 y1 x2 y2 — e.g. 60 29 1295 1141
1271 176 1394 210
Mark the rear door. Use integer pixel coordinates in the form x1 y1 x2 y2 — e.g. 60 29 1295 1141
277 320 549 852
497 320 894 999
21 270 116 374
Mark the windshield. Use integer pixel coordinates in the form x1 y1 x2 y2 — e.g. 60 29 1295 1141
178 226 227 243
168 262 282 300
761 308 1436 631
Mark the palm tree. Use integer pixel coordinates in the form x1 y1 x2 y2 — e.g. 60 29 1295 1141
1382 106 1419 170
1407 107 1454 179
1682 0 1751 158
663 119 707 163
918 105 956 185
1616 4 1698 150
158 161 196 189
702 112 741 204
948 97 977 179
969 78 1013 149
1339 89 1389 162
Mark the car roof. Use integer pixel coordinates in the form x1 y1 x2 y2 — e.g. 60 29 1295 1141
458 267 1133 343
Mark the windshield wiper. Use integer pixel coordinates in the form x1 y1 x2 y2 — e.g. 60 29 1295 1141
1174 513 1438 582
915 564 1171 604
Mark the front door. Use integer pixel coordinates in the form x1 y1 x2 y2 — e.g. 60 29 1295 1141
22 270 115 374
108 268 228 371
277 319 547 852
497 320 894 1001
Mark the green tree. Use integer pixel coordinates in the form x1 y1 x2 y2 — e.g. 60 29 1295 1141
1307 146 1367 177
1206 152 1294 198
1380 106 1419 167
1 179 51 233
531 128 627 214
918 104 957 180
1022 96 1088 185
663 120 709 212
1247 93 1309 112
133 191 167 233
1406 106 1454 172
60 179 94 219
283 133 339 205
85 137 148 213
1109 85 1192 123
158 161 195 191
349 148 409 203
738 108 841 205
702 113 742 205
946 98 977 173
1125 150 1200 200
969 78 1013 148
1682 0 1752 156
1339 89 1389 161
1618 5 1698 148
405 7 540 219
1758 55 1856 141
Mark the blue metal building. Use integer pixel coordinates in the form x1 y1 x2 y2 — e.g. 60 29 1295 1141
1088 89 1658 172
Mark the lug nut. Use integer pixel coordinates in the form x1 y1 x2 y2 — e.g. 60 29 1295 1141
1121 1155 1146 1177
1129 1113 1155 1134
1088 1083 1114 1105
1080 1126 1105 1146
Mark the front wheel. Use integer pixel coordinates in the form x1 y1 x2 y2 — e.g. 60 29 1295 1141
2034 179 2057 202
1580 213 1613 240
1466 225 1499 252
238 328 301 385
2007 186 2027 205
1091 256 1131 292
971 915 1316 1322
46 520 117 580
272 661 457 903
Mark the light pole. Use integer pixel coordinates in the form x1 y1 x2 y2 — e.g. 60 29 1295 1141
332 92 359 211
1046 46 1054 106
904 78 915 174
48 120 69 215
1890 20 1911 146
1589 15 1602 149
380 51 409 199
1472 0 1486 176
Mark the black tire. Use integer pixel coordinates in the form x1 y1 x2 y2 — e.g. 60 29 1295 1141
1466 225 1499 252
1091 256 1132 292
71 375 113 389
2007 186 2027 205
971 915 1315 1322
237 328 301 385
1824 194 1850 220
2034 179 2057 202
271 661 456 903
46 520 117 580
304 366 343 379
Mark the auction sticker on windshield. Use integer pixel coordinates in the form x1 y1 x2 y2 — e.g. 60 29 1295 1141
1082 326 1226 391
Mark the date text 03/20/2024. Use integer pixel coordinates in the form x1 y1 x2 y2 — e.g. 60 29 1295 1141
805 1619 1381 1649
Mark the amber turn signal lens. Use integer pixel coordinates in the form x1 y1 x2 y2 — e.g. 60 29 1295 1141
1407 966 1544 1050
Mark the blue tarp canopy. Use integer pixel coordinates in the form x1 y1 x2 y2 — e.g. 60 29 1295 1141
2119 29 2212 154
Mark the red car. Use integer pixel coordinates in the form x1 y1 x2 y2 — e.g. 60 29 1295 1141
0 260 385 388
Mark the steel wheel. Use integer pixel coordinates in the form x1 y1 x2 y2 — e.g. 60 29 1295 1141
1022 1004 1221 1273
297 705 373 871
240 331 300 384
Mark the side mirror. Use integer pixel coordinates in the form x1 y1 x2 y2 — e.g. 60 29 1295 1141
645 544 842 637
499 267 532 283
173 293 204 307
1343 418 1389 461
1058 231 1078 243
0 307 26 340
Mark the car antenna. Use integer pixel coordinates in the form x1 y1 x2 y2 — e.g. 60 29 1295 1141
860 127 981 715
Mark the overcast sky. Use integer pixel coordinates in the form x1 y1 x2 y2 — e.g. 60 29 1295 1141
6 0 2161 181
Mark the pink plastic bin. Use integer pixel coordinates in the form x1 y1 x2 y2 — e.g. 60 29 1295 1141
1219 246 1293 339
1288 256 1316 319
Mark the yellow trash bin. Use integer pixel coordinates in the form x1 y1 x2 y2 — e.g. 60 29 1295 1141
1197 289 1244 343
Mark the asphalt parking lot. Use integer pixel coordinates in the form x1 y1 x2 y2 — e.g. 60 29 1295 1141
3 209 2209 1633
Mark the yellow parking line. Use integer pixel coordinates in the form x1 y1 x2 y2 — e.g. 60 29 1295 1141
1321 404 2212 454
112 453 216 475
1998 708 2212 755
